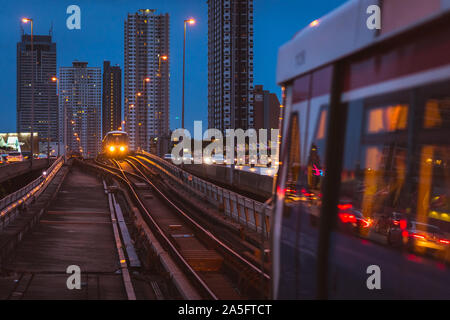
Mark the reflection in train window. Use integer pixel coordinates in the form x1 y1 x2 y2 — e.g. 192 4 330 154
366 104 408 133
285 113 301 204
329 82 450 299
423 98 450 128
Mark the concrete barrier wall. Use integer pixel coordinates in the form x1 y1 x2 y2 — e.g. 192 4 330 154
184 164 273 199
0 159 49 185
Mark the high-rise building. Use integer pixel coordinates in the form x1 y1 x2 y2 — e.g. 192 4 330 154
59 61 102 158
124 9 170 155
253 85 280 131
17 33 57 149
102 61 122 138
207 0 254 132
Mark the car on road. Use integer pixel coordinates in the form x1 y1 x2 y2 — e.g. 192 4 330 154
6 152 24 162
402 221 449 260
337 205 373 237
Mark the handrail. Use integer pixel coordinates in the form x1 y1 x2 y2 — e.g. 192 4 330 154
0 157 64 227
136 151 272 237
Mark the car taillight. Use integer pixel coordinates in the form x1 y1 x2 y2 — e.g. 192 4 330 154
338 213 357 224
439 239 450 244
399 219 407 230
338 204 352 211
411 233 426 240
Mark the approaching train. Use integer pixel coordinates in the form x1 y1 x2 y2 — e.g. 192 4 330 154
101 131 130 159
272 0 450 299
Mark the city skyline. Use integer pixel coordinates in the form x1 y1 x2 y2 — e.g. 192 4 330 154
1 0 347 135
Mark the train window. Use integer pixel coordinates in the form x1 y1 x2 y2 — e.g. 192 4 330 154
366 104 408 133
423 98 450 129
329 80 450 299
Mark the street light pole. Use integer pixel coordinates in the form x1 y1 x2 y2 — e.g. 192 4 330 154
182 18 195 130
47 76 50 165
22 18 34 165
52 77 59 157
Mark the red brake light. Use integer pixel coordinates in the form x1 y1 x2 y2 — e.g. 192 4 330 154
338 213 357 224
399 219 407 230
411 233 425 240
338 204 352 211
439 239 450 244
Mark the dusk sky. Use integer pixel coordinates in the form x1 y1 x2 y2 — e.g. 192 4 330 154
0 0 347 134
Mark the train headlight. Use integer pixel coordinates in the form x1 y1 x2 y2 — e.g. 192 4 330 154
109 146 115 152
119 146 125 152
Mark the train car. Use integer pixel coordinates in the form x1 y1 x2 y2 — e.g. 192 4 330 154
273 0 450 299
101 131 130 159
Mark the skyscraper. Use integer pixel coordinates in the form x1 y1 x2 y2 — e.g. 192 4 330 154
59 61 102 158
17 33 57 149
102 61 122 138
253 85 280 131
124 9 170 155
207 0 254 132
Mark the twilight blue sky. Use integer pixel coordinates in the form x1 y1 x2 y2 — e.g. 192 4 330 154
0 0 347 134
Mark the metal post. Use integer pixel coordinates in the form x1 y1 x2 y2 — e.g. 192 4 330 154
47 77 50 165
30 20 34 166
64 95 67 161
182 21 186 129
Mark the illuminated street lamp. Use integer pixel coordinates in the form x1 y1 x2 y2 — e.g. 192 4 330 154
158 54 168 77
22 17 34 163
182 18 195 129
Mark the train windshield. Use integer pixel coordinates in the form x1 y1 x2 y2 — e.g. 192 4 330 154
105 133 128 145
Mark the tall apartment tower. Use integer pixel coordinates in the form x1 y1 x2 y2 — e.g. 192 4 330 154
124 9 170 155
17 33 57 146
59 61 102 158
207 0 254 132
102 61 122 138
253 85 280 130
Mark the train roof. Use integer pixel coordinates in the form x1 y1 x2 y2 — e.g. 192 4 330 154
276 0 450 85
105 130 128 135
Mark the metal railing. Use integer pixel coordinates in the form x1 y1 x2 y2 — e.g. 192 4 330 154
0 156 64 229
136 151 272 237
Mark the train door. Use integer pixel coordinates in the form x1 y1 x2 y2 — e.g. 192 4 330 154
272 66 333 299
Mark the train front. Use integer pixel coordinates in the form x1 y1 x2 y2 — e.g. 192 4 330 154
102 131 129 159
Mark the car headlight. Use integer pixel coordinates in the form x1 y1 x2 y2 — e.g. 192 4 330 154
109 146 115 152
119 146 125 152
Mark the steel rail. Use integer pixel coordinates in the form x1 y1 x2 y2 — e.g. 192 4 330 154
126 156 271 283
91 159 218 300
